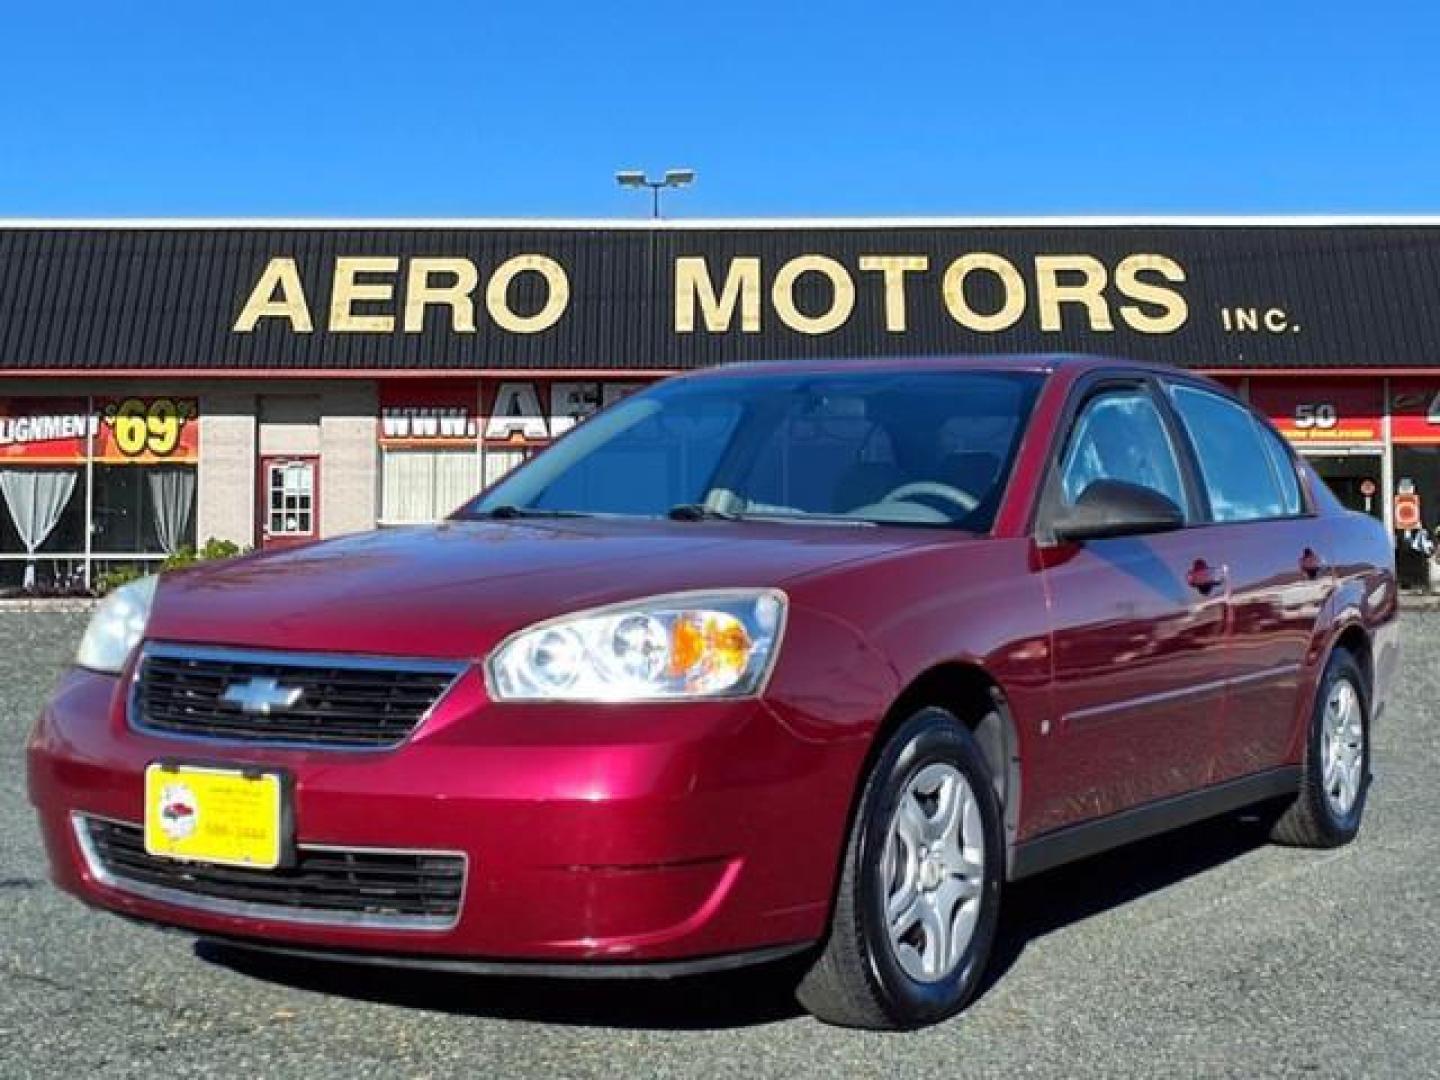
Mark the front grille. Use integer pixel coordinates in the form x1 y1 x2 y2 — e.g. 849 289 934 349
132 644 465 749
77 816 465 930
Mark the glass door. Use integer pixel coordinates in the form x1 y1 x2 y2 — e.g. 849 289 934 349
1300 449 1383 519
258 456 319 549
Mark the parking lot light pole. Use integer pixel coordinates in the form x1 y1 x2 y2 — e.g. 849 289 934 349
615 169 696 218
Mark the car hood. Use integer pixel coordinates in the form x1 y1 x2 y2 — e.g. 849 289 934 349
146 518 967 659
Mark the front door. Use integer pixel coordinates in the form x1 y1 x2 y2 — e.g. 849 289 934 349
258 456 319 549
1034 380 1227 833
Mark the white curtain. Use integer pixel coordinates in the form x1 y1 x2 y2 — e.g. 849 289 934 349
382 450 481 523
147 467 196 554
0 468 79 588
483 449 528 488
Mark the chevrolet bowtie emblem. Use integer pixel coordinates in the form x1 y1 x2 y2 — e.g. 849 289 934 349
219 676 304 716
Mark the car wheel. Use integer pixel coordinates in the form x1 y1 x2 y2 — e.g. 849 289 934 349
1270 647 1370 848
796 706 1004 1030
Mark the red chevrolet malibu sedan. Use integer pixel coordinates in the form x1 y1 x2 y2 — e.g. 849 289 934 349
29 356 1398 1029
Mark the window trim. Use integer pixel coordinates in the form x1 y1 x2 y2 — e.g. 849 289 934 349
1033 373 1204 542
1160 377 1317 526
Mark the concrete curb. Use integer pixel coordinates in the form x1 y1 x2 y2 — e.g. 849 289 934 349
0 598 100 613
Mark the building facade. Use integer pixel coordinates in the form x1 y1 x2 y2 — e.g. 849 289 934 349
3 218 1439 591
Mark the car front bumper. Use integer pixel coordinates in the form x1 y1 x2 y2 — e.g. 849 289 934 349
27 661 865 966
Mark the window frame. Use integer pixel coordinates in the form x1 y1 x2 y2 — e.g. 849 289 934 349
1034 373 1207 542
1160 377 1317 525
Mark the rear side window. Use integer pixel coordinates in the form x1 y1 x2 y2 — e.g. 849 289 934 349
1255 421 1304 515
1169 385 1291 522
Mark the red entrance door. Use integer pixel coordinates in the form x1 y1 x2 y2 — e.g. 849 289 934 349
258 456 320 549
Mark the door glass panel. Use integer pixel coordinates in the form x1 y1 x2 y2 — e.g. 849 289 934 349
1170 386 1287 522
1256 423 1303 515
1058 390 1187 511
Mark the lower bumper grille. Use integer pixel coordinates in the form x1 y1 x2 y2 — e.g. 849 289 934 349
75 816 465 931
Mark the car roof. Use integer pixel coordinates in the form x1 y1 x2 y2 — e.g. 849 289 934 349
666 353 1200 383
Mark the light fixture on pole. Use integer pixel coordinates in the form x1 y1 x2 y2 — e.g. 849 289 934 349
615 168 696 218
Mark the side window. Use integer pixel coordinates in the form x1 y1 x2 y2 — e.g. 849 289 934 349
1058 389 1188 512
1169 385 1289 522
1255 419 1304 516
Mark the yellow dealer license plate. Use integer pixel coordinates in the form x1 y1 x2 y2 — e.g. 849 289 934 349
144 763 286 870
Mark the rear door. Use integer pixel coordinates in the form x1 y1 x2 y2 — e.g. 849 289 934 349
1033 377 1231 834
1165 383 1331 779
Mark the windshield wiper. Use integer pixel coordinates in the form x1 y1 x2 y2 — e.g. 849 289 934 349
667 503 875 526
743 510 876 527
667 503 742 522
472 505 593 520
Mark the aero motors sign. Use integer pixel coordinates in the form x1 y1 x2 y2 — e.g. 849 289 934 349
234 251 1191 340
11 223 1440 374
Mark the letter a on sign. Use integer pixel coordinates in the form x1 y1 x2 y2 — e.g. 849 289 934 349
233 258 315 332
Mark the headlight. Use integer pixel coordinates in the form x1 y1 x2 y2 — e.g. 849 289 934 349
487 590 787 702
75 575 158 674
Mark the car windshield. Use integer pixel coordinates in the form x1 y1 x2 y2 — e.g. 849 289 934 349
457 369 1043 531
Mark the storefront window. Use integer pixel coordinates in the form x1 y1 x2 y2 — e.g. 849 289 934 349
0 467 86 589
0 396 199 594
92 464 198 554
381 450 481 524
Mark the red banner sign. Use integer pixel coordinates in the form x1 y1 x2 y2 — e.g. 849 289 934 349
379 382 479 447
1249 378 1383 444
0 397 199 464
380 380 650 448
1390 380 1440 444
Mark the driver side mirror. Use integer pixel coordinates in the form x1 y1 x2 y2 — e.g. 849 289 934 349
1051 479 1185 543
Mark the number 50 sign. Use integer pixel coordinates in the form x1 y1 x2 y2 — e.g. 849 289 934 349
98 397 199 463
1292 402 1338 430
1250 380 1383 444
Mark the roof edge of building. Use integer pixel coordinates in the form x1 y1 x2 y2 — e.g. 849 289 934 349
5 214 1440 230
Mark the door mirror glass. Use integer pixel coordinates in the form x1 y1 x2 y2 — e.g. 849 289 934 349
1052 479 1186 542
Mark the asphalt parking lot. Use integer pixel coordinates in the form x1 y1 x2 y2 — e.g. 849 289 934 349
3 610 1438 1079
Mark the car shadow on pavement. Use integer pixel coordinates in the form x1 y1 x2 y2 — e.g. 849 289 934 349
979 805 1280 1000
196 808 1277 1031
196 940 813 1030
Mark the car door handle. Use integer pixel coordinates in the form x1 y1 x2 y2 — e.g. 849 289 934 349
1187 559 1226 594
1300 548 1328 579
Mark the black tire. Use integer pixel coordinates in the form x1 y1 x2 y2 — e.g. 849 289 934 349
1270 647 1371 848
796 706 1005 1030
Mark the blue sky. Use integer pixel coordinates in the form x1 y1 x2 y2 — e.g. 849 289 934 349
0 1 1435 217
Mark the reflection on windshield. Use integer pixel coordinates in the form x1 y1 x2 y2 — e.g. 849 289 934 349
457 370 1042 532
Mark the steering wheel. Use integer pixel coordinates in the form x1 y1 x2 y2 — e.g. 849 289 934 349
881 480 979 515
